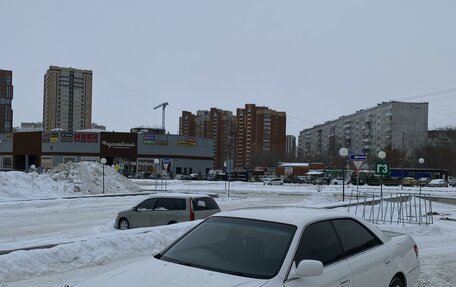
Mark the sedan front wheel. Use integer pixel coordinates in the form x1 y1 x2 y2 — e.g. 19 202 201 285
119 218 130 230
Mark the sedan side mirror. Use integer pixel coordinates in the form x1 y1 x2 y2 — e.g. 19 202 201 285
288 260 324 280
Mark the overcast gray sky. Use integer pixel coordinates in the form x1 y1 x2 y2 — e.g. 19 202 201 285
1 0 456 136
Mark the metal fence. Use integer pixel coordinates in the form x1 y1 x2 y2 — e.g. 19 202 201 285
347 189 433 225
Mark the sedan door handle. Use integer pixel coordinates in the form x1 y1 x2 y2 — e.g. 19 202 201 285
340 276 351 287
385 258 392 266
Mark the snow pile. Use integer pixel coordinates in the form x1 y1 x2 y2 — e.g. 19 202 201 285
0 171 68 200
48 161 142 195
0 162 142 200
0 222 197 285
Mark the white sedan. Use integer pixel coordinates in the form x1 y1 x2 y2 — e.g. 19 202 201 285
72 207 420 287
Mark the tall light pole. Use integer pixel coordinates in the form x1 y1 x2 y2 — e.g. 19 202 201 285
154 158 160 191
100 158 107 194
418 157 424 225
378 151 386 197
227 136 233 197
339 148 349 202
418 158 424 195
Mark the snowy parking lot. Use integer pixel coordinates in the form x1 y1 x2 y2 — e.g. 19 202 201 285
0 165 455 286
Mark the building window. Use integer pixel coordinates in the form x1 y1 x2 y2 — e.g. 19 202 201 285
81 157 98 162
41 156 53 169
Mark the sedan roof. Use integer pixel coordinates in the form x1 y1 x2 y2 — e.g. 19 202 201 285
213 207 353 227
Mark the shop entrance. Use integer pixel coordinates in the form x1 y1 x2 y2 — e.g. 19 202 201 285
104 157 136 177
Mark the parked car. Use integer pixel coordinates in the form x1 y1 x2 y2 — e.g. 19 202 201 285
114 193 220 230
448 176 456 187
402 177 417 187
263 177 284 185
426 178 448 187
313 177 331 185
331 178 345 185
76 207 420 287
283 176 302 184
417 177 429 186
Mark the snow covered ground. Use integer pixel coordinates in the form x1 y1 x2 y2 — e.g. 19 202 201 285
0 164 455 286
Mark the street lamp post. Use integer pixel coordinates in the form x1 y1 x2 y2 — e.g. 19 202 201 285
418 157 424 225
228 136 233 197
154 158 160 191
339 148 349 202
378 151 386 197
418 158 424 195
100 158 107 194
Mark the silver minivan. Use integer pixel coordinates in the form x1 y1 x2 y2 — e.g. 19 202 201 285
115 193 220 230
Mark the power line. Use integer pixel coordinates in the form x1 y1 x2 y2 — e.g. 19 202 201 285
396 87 456 101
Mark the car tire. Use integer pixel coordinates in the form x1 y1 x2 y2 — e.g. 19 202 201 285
168 220 177 225
389 277 405 287
119 218 130 230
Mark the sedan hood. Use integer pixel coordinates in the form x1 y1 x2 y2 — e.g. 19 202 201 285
72 257 269 287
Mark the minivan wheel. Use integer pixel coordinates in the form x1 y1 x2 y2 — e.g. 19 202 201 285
119 218 130 230
389 277 405 287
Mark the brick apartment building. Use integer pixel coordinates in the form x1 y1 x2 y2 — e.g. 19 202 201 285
180 104 286 170
0 69 13 133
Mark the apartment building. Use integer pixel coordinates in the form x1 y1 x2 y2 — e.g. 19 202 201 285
179 108 236 169
43 66 93 131
180 104 286 170
286 135 297 161
0 69 13 133
179 111 196 137
298 101 428 161
236 104 286 168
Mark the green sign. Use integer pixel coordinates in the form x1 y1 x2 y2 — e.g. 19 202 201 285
375 163 389 176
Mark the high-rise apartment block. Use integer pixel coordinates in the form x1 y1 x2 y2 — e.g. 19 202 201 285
0 69 13 133
179 111 196 137
236 104 286 168
180 108 236 169
298 101 428 161
43 66 93 131
286 135 297 161
180 104 286 170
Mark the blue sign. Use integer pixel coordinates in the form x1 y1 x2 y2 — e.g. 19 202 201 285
162 158 172 165
350 154 367 161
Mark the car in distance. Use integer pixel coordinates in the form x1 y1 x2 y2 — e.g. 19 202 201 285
426 178 448 187
402 177 418 187
115 193 220 230
312 177 331 185
263 177 284 185
76 207 419 287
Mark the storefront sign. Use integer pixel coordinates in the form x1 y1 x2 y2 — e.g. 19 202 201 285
75 133 98 143
101 141 136 150
42 132 51 142
60 132 74 142
177 136 196 146
144 134 169 145
100 132 137 159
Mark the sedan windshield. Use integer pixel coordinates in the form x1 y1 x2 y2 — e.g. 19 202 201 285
160 217 297 279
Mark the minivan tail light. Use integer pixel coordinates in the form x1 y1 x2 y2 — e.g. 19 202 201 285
189 199 195 221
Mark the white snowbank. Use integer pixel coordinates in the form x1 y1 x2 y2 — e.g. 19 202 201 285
48 161 141 194
0 222 196 284
0 162 141 200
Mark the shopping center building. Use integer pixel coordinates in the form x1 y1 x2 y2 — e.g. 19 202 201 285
0 131 214 176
